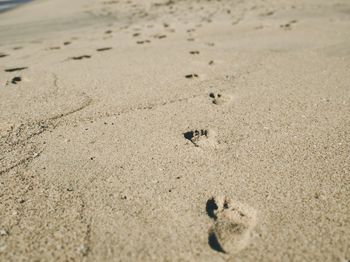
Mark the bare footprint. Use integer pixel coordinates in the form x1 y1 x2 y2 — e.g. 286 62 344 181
70 55 91 60
6 76 22 85
185 73 198 79
5 67 28 72
96 47 112 52
280 20 298 30
48 46 61 50
183 129 217 148
209 92 232 105
136 40 151 44
206 196 257 254
153 34 167 39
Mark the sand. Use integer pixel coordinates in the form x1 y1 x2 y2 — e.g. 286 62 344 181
0 0 349 261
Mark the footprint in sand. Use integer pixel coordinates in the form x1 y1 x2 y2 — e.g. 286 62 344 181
209 92 232 105
280 20 298 30
4 67 28 72
136 40 151 44
153 34 167 39
183 129 217 148
6 76 22 85
185 73 198 79
70 55 91 60
206 196 257 254
96 47 112 52
49 46 61 50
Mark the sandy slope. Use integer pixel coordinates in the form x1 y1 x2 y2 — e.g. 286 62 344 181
0 0 349 261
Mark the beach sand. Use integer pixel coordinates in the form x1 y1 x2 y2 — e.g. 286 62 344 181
0 0 349 261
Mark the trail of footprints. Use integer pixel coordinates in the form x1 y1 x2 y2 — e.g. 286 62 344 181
0 2 265 256
181 46 257 255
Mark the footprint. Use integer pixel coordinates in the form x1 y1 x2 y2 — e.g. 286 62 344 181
96 47 112 52
205 42 215 47
183 129 217 148
189 51 200 55
49 46 61 50
0 53 8 58
185 73 198 79
70 55 91 60
209 92 231 105
280 20 297 30
136 40 151 44
206 196 257 254
260 10 274 17
5 67 28 72
7 76 22 85
153 34 167 39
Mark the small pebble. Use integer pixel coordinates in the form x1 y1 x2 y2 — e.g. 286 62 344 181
0 229 8 236
79 244 89 256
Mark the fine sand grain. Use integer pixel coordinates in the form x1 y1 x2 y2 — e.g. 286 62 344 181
0 0 349 261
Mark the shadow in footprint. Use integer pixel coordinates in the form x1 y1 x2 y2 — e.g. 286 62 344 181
96 47 112 52
184 131 194 141
207 197 226 253
206 197 218 219
70 55 91 60
185 73 198 79
137 40 151 44
208 232 226 254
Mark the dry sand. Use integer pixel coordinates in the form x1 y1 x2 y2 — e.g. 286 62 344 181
0 0 350 261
